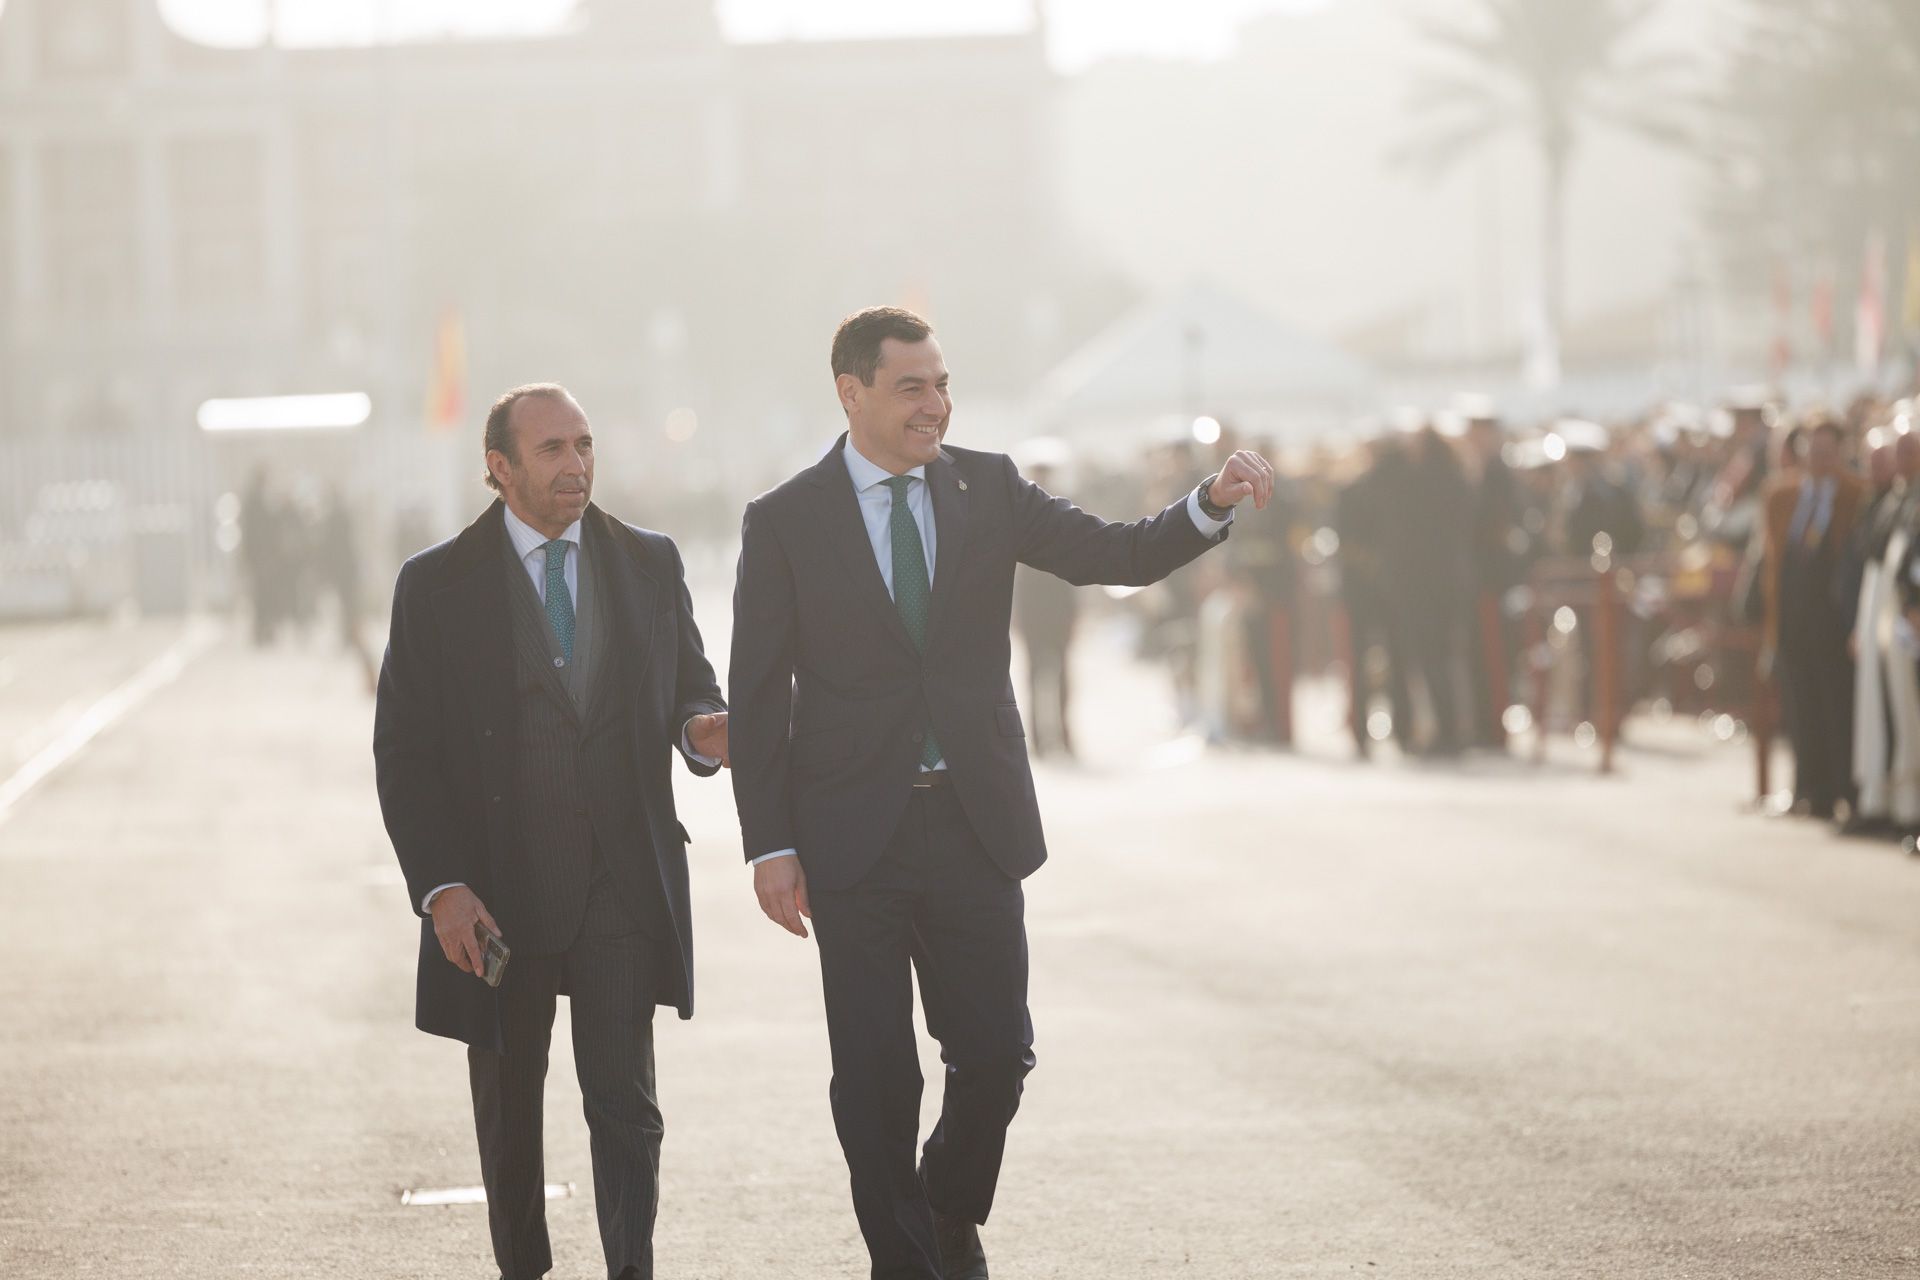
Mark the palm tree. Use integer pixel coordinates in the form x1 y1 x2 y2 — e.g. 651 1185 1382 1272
1394 0 1691 372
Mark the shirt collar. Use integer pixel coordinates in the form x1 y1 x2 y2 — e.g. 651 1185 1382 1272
842 437 926 492
501 501 582 562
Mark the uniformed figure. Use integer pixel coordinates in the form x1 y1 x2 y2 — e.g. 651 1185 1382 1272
1462 407 1521 748
1226 441 1298 746
1762 419 1865 820
1844 437 1906 830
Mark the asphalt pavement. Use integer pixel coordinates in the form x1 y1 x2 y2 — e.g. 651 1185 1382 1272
1 609 1915 1278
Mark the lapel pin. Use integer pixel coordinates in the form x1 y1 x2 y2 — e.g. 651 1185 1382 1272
956 477 968 491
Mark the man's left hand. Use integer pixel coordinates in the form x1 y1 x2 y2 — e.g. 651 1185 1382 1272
1211 450 1276 511
688 711 729 767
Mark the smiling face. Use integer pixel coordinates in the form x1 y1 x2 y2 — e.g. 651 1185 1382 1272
839 336 952 475
488 391 593 538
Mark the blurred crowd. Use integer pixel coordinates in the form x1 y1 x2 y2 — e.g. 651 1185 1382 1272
222 383 1920 843
1015 385 1920 844
235 466 378 685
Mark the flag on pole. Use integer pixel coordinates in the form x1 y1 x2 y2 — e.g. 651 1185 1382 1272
1769 261 1793 379
1857 231 1887 377
426 308 467 434
1902 230 1920 334
1811 271 1835 351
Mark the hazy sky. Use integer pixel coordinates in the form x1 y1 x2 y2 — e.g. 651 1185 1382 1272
148 0 1331 72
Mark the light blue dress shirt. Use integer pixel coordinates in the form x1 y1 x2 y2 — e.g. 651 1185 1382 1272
842 437 940 597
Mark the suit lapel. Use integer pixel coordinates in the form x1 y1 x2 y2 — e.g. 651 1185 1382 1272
808 437 919 657
585 506 659 714
432 502 517 745
924 449 970 645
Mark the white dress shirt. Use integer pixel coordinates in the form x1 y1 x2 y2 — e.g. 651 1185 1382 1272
421 502 715 913
502 501 581 604
750 439 1232 868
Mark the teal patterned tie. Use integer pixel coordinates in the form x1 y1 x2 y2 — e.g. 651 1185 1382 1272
542 539 575 662
884 476 941 767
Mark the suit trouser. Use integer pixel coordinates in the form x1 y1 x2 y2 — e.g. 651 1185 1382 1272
1779 629 1855 815
809 784 1037 1280
1023 636 1073 756
1388 604 1462 750
1779 548 1855 816
1244 601 1294 744
468 868 663 1280
1345 593 1412 752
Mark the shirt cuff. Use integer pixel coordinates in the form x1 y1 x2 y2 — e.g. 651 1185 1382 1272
422 882 465 913
751 849 799 866
1187 485 1234 537
681 717 720 767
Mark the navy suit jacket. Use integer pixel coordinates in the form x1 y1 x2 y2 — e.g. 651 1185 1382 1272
729 436 1226 892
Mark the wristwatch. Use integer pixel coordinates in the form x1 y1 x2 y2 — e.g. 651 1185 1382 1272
1197 474 1233 521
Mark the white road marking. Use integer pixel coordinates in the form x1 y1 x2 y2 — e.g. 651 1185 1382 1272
1141 733 1208 771
401 1183 573 1206
0 622 217 829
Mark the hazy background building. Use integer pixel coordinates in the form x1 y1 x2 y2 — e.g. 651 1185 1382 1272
0 0 1913 605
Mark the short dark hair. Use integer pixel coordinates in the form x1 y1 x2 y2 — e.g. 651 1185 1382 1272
831 306 933 387
482 383 571 491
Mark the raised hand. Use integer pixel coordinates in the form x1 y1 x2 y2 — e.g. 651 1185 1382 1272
1210 450 1276 511
687 711 730 767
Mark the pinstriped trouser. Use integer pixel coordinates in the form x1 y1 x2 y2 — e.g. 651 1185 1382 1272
468 866 663 1280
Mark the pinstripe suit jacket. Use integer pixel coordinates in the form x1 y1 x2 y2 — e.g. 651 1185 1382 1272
374 500 725 1049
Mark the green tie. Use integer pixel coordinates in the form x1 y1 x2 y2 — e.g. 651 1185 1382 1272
885 476 941 768
542 539 574 662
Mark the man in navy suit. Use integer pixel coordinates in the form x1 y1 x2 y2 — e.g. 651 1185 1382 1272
729 308 1272 1278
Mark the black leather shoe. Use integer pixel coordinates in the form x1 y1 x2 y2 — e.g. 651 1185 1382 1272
932 1207 988 1279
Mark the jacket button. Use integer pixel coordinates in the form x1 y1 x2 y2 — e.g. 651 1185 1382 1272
491 795 502 804
911 731 924 744
483 728 493 738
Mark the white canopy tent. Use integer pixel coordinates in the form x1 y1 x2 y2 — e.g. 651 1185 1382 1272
1030 280 1378 445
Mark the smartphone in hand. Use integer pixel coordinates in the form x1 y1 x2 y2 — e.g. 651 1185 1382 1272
475 922 511 988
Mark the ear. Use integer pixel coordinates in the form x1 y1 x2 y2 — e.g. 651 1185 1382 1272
835 372 863 418
485 449 512 491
